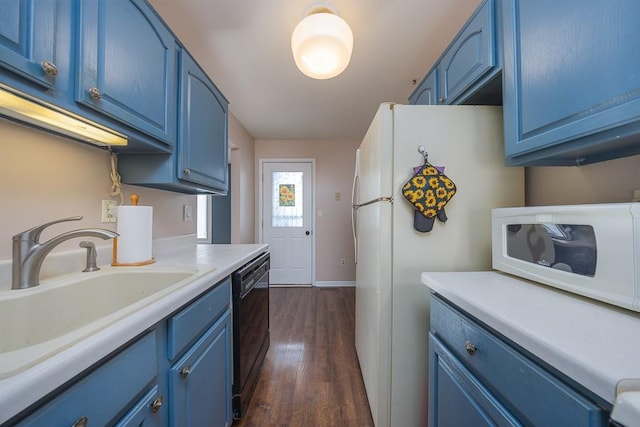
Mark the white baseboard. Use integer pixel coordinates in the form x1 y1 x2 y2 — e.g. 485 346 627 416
315 281 355 288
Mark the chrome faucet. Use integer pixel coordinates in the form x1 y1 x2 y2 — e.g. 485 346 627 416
12 216 118 290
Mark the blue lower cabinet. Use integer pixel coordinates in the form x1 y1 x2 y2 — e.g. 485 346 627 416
169 310 233 427
11 278 233 427
17 332 158 427
429 294 608 427
429 334 520 426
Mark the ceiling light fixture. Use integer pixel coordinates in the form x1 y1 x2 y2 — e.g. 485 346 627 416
291 4 353 80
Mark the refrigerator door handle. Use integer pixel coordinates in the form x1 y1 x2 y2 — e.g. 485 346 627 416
351 156 359 264
353 196 394 208
352 205 358 264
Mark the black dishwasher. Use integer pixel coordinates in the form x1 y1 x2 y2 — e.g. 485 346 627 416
232 251 270 419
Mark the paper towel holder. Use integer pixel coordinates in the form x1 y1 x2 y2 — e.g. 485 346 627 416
112 194 156 267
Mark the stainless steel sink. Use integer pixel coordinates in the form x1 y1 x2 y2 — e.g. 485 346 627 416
0 268 199 378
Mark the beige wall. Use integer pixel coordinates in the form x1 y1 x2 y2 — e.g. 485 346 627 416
0 119 198 261
255 139 359 283
526 154 640 206
228 113 256 244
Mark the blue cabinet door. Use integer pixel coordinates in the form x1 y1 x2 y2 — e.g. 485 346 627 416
178 51 229 193
409 68 438 105
169 310 233 427
503 0 640 165
438 0 497 105
429 334 521 427
0 0 58 89
114 386 163 427
76 0 177 147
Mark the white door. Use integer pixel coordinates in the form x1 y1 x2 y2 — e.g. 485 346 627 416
262 161 313 285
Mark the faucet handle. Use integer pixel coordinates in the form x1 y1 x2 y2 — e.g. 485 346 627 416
13 216 83 242
80 241 100 272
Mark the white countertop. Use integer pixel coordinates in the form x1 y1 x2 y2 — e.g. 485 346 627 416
0 242 267 423
421 271 640 408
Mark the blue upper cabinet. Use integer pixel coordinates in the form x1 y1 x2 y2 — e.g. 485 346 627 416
409 68 438 105
409 0 500 106
438 0 496 105
178 53 228 191
117 48 229 195
76 0 177 148
0 0 58 90
502 0 640 165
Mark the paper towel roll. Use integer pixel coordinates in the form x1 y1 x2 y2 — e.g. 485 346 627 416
116 205 153 264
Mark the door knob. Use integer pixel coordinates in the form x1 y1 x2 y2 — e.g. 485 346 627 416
305 230 311 236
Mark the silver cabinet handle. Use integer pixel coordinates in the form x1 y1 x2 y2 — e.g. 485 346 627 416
151 395 163 413
88 87 102 100
438 97 445 104
183 168 191 175
181 365 191 378
72 416 88 427
40 60 58 76
464 340 477 356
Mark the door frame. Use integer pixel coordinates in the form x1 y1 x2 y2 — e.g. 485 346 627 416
258 158 316 286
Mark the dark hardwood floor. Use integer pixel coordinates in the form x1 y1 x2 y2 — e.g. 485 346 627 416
233 287 374 427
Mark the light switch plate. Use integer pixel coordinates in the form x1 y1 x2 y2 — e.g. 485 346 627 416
183 204 193 222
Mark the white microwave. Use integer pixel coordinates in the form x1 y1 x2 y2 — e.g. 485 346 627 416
492 203 640 312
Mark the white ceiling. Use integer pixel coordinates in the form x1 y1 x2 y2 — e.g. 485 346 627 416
148 0 483 141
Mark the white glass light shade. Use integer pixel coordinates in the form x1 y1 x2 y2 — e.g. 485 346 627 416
291 12 353 79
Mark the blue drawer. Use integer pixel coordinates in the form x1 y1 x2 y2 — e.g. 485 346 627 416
18 331 157 426
430 295 607 426
167 277 231 360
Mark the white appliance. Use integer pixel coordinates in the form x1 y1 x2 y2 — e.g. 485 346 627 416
352 103 524 427
492 203 640 312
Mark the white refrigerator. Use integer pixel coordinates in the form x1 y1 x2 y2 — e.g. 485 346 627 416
352 104 524 427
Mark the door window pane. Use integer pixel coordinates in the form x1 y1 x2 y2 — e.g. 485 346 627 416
272 172 303 227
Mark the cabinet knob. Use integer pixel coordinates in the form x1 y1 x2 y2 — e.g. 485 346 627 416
72 416 88 427
438 97 445 104
181 365 191 378
183 168 191 175
464 340 477 356
151 395 163 413
88 87 103 100
40 60 58 77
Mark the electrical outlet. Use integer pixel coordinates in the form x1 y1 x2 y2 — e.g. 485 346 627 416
335 192 342 201
183 204 193 222
101 200 117 223
341 258 346 266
